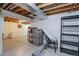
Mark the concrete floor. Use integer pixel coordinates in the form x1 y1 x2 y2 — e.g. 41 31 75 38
0 36 71 56
3 36 27 51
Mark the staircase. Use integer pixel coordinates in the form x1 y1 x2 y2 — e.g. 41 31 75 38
32 30 58 56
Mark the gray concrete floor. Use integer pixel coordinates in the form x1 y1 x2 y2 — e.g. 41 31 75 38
0 40 71 56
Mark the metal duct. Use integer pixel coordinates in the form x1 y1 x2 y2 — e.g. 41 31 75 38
26 3 48 20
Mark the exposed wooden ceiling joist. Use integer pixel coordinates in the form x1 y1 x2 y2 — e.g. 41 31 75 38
4 16 19 23
20 12 29 15
4 16 32 24
2 3 35 19
35 3 79 16
42 3 64 10
11 6 21 11
15 9 27 14
37 3 52 8
46 3 79 15
6 3 14 10
43 4 69 12
3 3 12 10
9 5 17 10
46 4 71 14
35 3 70 16
15 8 23 12
35 3 44 6
3 3 79 17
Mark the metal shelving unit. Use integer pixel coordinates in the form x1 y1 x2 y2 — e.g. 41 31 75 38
60 15 79 56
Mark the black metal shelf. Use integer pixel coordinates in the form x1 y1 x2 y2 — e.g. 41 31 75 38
62 33 79 37
61 40 78 46
61 15 79 20
60 15 79 56
62 25 79 27
60 47 79 56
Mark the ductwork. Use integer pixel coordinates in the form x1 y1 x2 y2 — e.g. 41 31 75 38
15 3 48 20
26 3 48 20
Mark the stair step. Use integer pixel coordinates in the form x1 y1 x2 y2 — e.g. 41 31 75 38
60 47 79 56
61 40 78 46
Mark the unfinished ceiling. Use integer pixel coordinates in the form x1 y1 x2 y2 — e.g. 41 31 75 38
4 16 32 24
35 3 79 15
4 16 19 23
1 3 36 19
1 3 79 20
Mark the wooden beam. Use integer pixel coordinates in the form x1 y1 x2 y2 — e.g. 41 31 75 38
15 8 23 12
16 9 28 14
20 12 28 15
41 3 64 10
35 3 43 6
44 4 70 12
11 6 21 12
46 7 71 15
3 3 36 19
14 6 36 16
46 4 71 14
6 3 14 10
9 5 17 10
16 4 36 16
4 16 32 24
46 4 79 15
3 3 12 9
38 3 52 8
7 4 15 10
4 16 19 23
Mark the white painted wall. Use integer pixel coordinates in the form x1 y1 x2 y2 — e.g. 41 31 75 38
4 21 30 39
0 15 4 54
31 11 79 51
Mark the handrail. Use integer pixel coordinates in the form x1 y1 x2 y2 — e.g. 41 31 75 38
42 30 57 42
42 30 58 52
